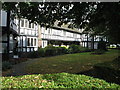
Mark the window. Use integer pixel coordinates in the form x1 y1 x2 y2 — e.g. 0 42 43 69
48 29 50 34
21 19 24 27
31 38 33 46
32 23 34 28
27 38 30 46
34 39 36 46
29 22 31 28
25 20 28 27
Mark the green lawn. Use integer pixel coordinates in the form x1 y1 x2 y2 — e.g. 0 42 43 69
2 49 120 88
25 49 120 74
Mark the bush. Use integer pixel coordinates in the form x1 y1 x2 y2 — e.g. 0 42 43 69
44 45 68 56
60 47 68 54
2 61 12 71
44 45 57 56
91 49 106 55
38 48 45 57
27 51 40 58
79 46 90 52
56 47 68 55
68 44 80 53
2 73 120 88
68 44 90 54
98 39 107 50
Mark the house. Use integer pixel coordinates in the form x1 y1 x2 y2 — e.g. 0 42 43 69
15 19 38 52
39 25 81 48
14 19 108 52
0 10 18 60
38 22 108 49
1 11 108 60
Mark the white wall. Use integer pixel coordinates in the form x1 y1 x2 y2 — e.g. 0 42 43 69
41 27 81 42
17 19 39 52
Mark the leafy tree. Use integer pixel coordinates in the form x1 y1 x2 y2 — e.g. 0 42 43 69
2 2 120 43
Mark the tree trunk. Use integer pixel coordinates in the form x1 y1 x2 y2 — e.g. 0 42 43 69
7 10 10 60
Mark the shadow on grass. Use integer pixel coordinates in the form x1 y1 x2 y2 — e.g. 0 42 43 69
76 57 120 85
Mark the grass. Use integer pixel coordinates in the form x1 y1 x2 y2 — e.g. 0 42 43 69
2 49 120 88
25 49 120 74
2 73 120 88
95 57 120 70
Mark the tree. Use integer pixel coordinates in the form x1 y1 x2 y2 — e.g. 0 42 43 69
2 2 120 43
84 2 120 44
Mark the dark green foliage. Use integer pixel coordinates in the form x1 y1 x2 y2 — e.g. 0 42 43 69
56 47 68 55
38 48 45 57
44 45 57 56
17 45 91 58
20 51 40 58
94 56 120 84
44 45 68 56
68 44 90 53
2 61 12 71
2 73 120 88
91 49 106 55
68 44 80 53
2 2 120 43
27 51 40 58
79 46 90 52
19 45 90 58
98 39 107 50
55 47 63 55
36 45 90 57
115 56 120 65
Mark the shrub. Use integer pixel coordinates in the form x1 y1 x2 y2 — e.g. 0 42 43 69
91 49 106 55
38 48 45 57
19 52 40 58
68 44 90 53
98 39 107 50
2 73 120 88
56 47 68 55
68 44 80 53
44 45 57 56
79 46 90 52
61 47 68 54
55 47 62 55
28 51 40 58
44 45 68 56
2 61 12 71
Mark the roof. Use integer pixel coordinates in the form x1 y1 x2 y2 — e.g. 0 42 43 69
50 20 83 34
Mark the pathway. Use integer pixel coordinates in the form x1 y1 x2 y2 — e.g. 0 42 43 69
4 59 40 76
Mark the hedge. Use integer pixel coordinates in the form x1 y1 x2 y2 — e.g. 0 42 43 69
2 73 120 88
